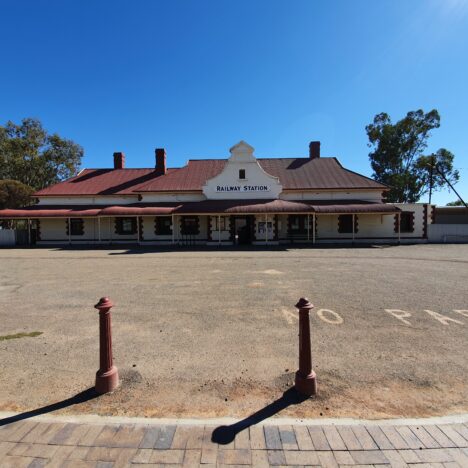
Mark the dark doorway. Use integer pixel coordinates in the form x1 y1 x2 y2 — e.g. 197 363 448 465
234 216 254 244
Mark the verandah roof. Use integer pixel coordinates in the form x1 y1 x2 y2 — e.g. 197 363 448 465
0 200 400 218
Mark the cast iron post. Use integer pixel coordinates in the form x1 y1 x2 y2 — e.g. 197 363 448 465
294 297 317 396
94 297 119 394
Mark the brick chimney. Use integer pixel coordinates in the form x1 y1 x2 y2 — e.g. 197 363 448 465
113 152 125 169
309 141 320 159
155 148 167 175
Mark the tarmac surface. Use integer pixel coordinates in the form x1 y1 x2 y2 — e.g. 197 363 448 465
0 245 467 419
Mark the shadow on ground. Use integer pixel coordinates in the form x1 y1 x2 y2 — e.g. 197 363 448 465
35 243 395 254
0 388 99 426
211 387 311 444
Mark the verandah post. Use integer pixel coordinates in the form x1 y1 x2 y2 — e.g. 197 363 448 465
352 213 355 243
398 212 401 244
137 216 140 244
313 213 316 244
172 214 175 244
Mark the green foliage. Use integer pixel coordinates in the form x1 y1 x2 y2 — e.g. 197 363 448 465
446 200 464 206
0 179 35 209
0 118 83 190
366 109 459 203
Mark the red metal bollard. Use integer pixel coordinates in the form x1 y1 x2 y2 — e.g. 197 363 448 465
294 297 317 396
94 297 119 394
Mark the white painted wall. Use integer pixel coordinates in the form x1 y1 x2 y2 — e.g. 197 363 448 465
141 193 205 202
33 203 429 244
38 217 141 243
39 218 101 241
394 203 426 238
203 141 283 200
175 215 208 242
37 196 138 205
281 190 383 202
315 205 427 239
428 224 468 243
141 216 173 241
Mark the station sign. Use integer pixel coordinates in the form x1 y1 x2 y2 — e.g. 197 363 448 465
216 185 270 193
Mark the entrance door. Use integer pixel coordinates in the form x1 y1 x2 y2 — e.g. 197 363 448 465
234 216 253 244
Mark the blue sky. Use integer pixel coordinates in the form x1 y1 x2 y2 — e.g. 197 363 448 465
1 0 467 205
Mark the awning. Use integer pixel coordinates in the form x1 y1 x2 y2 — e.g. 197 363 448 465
174 199 313 214
310 201 400 214
0 206 102 218
0 203 180 218
0 200 401 218
99 203 180 216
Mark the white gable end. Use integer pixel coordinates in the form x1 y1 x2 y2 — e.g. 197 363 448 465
202 141 282 199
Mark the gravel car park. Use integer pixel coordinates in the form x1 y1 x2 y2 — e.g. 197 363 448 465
0 244 467 419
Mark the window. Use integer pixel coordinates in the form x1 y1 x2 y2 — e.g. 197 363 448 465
115 217 137 235
181 216 199 235
239 169 246 179
155 216 172 235
213 216 228 231
69 218 84 236
338 215 357 234
396 212 414 233
258 221 273 235
288 215 307 234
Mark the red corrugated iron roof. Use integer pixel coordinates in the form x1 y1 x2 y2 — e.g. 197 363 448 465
33 157 386 197
135 160 227 193
136 158 385 192
258 158 384 191
34 168 177 196
0 200 399 218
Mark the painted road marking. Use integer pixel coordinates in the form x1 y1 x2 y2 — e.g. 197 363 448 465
316 309 344 325
281 308 344 325
454 309 468 318
281 308 466 327
424 309 464 325
282 308 298 324
384 309 412 326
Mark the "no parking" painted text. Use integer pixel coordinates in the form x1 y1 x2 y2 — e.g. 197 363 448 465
282 308 467 326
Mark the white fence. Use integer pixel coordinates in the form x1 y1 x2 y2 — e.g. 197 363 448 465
428 224 468 243
0 229 16 246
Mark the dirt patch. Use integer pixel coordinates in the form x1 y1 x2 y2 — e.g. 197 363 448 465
1 372 466 420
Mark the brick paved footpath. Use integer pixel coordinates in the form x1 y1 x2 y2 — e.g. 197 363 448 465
0 415 468 467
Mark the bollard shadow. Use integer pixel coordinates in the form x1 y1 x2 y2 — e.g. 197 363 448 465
0 387 99 426
211 387 309 445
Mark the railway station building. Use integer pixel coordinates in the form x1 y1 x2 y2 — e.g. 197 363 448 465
0 141 431 246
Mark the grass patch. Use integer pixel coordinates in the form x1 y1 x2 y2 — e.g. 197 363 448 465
0 331 43 341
